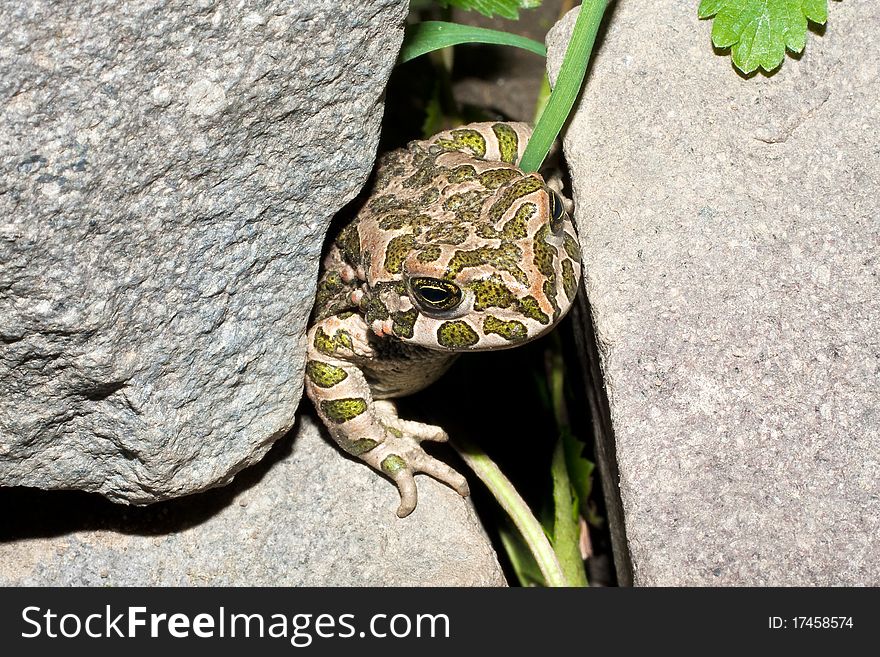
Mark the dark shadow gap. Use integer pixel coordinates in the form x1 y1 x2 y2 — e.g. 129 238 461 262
570 291 633 586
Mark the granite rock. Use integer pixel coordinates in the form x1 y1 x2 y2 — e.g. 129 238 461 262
0 0 408 503
0 414 506 586
548 1 879 585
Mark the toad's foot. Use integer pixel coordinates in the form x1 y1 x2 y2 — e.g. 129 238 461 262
364 401 470 518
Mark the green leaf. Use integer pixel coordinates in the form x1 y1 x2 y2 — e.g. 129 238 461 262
398 21 546 65
699 0 829 74
499 522 547 587
437 0 542 20
550 437 589 587
698 0 727 17
562 428 594 514
802 0 828 23
519 0 609 173
562 427 604 527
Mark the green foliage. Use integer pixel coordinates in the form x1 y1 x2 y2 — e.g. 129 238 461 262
562 427 599 526
453 436 570 587
549 435 590 587
437 0 542 21
399 21 546 65
499 332 598 587
698 0 830 74
498 524 546 587
519 0 608 173
400 2 608 174
493 431 594 587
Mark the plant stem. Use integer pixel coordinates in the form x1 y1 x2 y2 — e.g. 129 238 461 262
451 437 570 587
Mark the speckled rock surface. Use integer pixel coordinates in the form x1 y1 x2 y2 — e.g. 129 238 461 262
548 1 879 585
0 0 408 502
0 414 506 586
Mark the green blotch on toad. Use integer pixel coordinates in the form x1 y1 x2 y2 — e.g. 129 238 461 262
381 454 408 476
347 438 379 456
436 320 480 349
313 327 354 356
306 360 348 388
435 129 487 158
469 276 516 311
320 398 368 423
492 123 519 164
484 315 528 341
384 234 416 274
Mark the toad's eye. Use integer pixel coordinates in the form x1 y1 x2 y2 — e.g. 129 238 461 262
410 277 463 312
548 190 566 233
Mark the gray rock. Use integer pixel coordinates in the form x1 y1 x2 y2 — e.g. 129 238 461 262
0 0 408 503
0 415 506 585
548 1 880 585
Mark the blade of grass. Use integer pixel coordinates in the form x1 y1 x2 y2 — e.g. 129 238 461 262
519 0 608 173
399 21 546 65
452 437 570 587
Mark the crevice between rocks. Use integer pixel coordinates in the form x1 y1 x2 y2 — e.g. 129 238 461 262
571 290 634 587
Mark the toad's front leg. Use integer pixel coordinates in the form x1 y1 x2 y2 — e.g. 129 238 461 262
305 314 470 517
